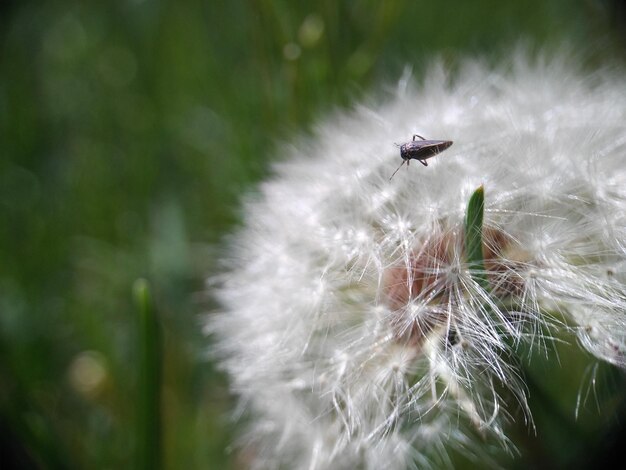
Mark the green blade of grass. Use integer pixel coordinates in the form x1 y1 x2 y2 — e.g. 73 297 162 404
465 185 490 290
133 279 161 470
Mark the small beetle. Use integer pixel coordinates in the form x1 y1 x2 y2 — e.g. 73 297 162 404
389 134 453 180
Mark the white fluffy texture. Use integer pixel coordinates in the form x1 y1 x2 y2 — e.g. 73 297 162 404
209 55 626 469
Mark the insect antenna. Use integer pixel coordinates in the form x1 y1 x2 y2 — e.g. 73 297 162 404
389 160 406 180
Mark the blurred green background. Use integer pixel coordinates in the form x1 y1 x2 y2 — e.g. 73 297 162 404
2 1 626 468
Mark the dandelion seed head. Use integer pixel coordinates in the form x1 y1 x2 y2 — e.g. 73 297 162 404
210 52 626 468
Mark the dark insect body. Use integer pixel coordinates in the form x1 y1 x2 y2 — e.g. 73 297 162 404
389 134 453 180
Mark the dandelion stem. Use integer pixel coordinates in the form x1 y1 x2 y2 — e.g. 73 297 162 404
133 278 161 470
465 185 490 290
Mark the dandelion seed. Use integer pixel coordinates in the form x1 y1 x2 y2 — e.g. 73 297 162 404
209 52 626 469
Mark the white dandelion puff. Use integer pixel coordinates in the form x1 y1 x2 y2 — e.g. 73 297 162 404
208 52 626 469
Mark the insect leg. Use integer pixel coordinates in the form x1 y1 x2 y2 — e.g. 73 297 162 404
412 134 426 141
389 160 407 180
418 160 428 166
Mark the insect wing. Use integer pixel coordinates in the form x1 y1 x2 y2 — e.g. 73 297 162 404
407 140 452 160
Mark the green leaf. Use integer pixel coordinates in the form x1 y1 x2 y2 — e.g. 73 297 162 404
133 279 162 470
464 186 489 290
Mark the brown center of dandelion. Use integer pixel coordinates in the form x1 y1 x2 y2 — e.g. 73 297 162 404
382 227 530 345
